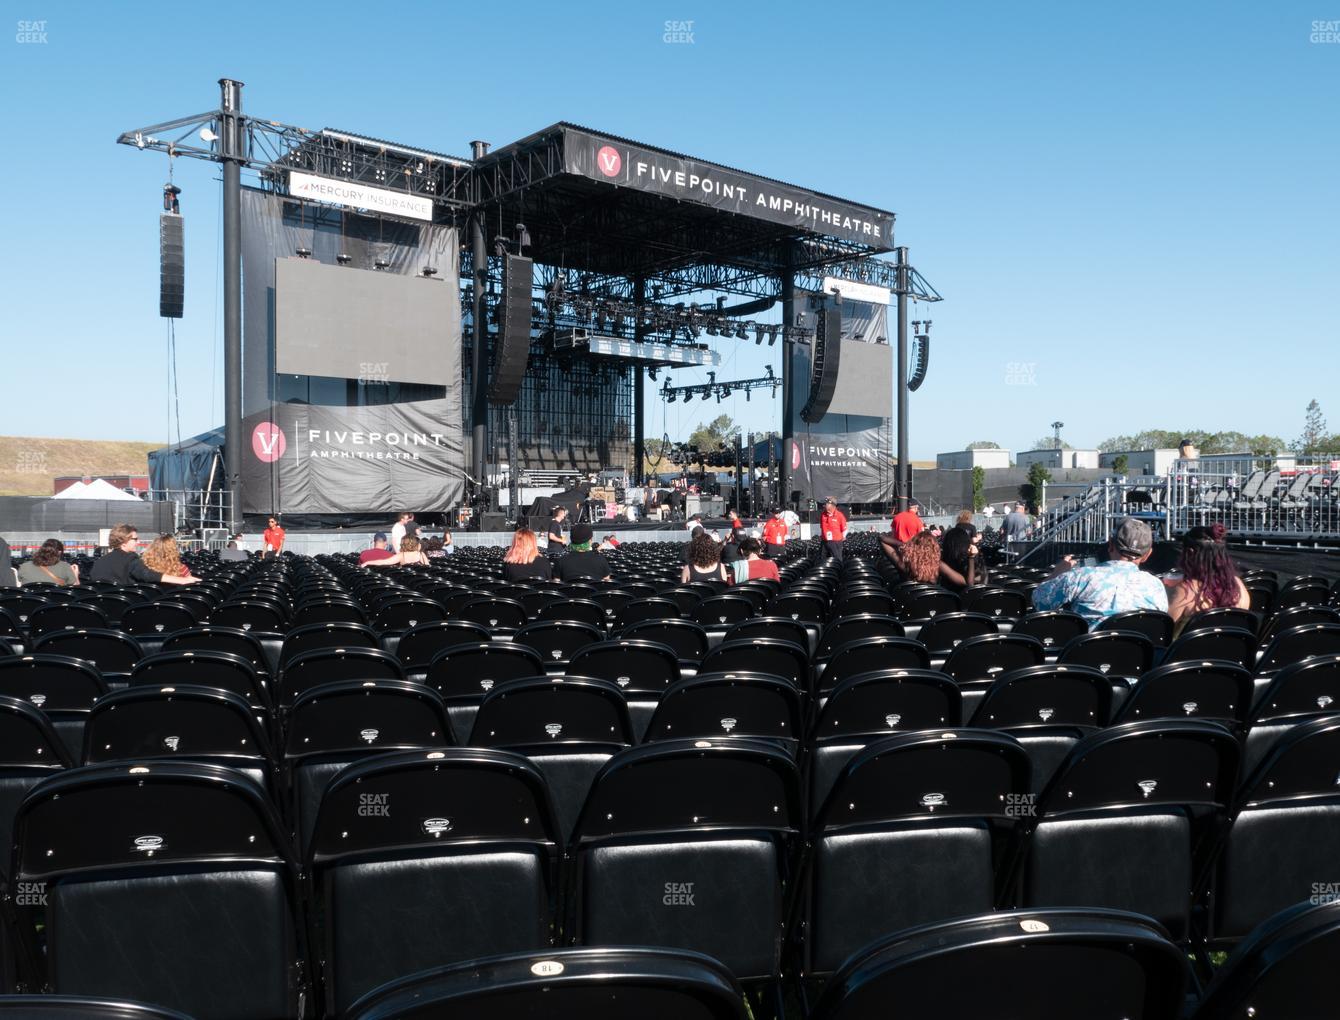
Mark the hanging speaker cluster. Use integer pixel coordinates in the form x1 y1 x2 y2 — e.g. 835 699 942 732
488 253 534 405
800 299 842 423
159 213 184 319
909 333 930 391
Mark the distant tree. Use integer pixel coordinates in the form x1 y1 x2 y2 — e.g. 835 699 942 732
966 441 1001 450
1295 400 1328 454
1020 462 1052 512
1031 437 1073 451
971 466 986 511
1111 454 1129 475
687 415 739 456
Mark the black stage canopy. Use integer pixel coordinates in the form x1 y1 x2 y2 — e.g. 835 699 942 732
469 123 896 296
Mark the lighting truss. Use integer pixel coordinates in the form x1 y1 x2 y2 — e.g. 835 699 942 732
659 366 780 405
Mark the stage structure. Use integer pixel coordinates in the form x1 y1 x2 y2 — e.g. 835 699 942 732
120 84 938 524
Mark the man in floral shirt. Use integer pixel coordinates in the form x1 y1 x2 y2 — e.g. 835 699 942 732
1032 518 1168 626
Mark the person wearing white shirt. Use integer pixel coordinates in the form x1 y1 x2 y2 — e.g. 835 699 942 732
390 513 411 552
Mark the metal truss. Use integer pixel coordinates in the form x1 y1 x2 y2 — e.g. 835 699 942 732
659 367 781 404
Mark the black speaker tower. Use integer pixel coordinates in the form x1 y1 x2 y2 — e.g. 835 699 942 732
800 299 841 423
488 253 533 404
159 214 184 319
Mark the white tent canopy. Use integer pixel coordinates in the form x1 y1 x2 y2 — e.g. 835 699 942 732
54 478 141 501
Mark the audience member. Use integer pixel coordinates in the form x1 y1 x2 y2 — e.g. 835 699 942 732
89 524 198 586
502 528 554 582
359 533 396 565
219 541 249 562
229 532 246 550
682 530 728 584
19 539 79 586
887 531 942 584
730 536 780 583
1032 518 1168 625
556 523 613 582
956 510 975 528
1002 503 1031 547
892 503 923 542
423 536 447 559
141 535 192 578
938 524 982 591
1165 524 1250 635
390 513 412 551
0 537 15 587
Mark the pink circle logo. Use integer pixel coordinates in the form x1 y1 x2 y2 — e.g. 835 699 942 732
791 442 802 470
252 422 287 463
596 146 622 177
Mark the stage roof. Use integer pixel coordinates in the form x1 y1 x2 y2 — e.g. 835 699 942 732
467 122 896 288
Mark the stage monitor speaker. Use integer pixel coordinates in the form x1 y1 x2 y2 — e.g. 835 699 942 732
159 214 184 319
477 512 508 532
488 254 533 405
800 300 841 423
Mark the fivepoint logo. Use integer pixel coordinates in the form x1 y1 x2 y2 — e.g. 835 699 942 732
252 422 287 463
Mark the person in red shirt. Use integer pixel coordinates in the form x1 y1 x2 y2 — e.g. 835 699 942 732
892 504 923 543
819 498 848 562
762 509 789 560
358 533 396 566
263 516 286 559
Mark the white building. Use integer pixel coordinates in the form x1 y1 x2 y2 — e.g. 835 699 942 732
936 448 1012 470
1098 449 1181 476
1016 448 1100 470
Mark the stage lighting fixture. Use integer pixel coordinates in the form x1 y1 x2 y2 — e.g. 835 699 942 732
735 323 749 340
767 325 780 345
706 320 719 336
515 223 531 250
648 366 658 381
666 392 677 403
336 253 352 265
295 247 312 259
374 258 390 270
754 325 765 345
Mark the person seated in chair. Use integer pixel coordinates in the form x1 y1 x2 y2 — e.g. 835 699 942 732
1031 517 1168 626
556 523 613 582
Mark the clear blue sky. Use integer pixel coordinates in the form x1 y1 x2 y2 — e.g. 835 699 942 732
1 1 1335 458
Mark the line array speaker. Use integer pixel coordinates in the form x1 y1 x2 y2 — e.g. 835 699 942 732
488 254 534 404
800 300 842 423
159 214 184 319
909 333 930 391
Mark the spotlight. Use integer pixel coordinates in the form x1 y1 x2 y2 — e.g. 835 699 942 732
374 258 390 271
295 247 312 259
421 266 438 277
735 323 749 341
754 325 765 345
336 253 352 265
648 366 658 381
767 324 780 346
706 320 719 337
666 392 677 403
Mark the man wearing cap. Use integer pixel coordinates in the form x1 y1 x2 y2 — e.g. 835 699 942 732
556 522 613 582
762 508 789 560
359 533 397 566
819 498 848 562
1031 518 1168 626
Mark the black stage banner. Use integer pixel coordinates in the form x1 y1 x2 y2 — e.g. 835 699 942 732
241 402 464 516
562 126 894 249
788 423 894 506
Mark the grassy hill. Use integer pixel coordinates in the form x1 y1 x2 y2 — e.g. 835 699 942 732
0 436 160 497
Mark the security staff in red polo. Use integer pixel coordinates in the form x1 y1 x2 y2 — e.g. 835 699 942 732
819 497 848 562
762 508 789 560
